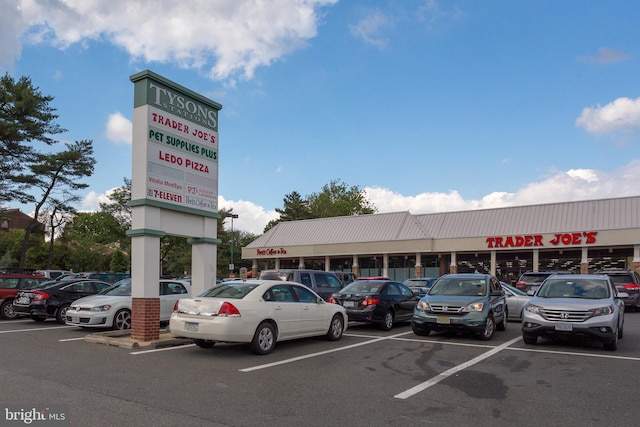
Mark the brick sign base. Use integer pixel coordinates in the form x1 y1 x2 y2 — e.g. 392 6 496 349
131 298 161 341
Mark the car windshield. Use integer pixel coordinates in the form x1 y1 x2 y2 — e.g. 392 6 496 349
521 274 551 284
405 279 432 286
259 271 288 281
339 281 383 294
200 283 259 298
537 279 610 299
101 280 132 296
607 275 634 285
429 278 488 296
502 283 527 296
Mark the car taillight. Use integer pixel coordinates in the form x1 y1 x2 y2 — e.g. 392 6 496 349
218 302 241 317
32 291 49 301
515 282 526 288
173 300 180 311
622 283 640 290
362 297 379 306
327 297 337 304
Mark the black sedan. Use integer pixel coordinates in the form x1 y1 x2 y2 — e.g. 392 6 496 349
13 279 112 323
328 279 420 330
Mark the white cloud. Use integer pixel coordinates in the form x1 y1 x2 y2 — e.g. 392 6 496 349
576 97 640 134
105 112 133 144
349 9 392 49
8 0 338 82
366 160 640 215
0 2 28 70
80 189 114 211
577 47 630 64
218 196 279 235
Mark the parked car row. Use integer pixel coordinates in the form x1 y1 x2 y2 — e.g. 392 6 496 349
4 269 632 355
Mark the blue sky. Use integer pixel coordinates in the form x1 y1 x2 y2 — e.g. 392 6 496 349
2 0 640 235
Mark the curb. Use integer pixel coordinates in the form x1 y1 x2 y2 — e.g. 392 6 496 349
84 329 192 350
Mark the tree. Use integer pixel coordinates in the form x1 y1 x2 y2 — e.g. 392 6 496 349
98 178 132 253
0 73 65 204
264 179 376 232
39 193 79 269
16 140 96 267
307 179 376 217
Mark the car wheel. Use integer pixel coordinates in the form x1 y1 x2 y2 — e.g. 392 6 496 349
113 309 132 330
379 310 394 331
326 314 344 341
522 334 537 345
0 300 18 320
193 339 216 348
412 324 431 336
250 322 276 355
55 304 70 324
478 315 495 340
31 315 46 322
603 333 618 351
496 307 508 331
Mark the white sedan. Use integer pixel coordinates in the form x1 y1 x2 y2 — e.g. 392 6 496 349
170 279 348 355
66 278 191 329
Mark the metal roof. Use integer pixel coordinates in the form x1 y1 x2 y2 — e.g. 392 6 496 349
245 196 640 248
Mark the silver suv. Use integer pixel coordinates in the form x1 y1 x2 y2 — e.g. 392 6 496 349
521 274 626 351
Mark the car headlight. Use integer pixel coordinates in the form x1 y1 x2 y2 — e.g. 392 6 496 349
590 305 614 316
460 302 484 312
416 300 430 311
525 304 541 314
90 305 112 312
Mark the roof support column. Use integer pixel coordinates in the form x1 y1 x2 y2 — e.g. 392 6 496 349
450 252 457 274
325 256 330 272
298 257 305 269
581 247 589 274
352 255 359 277
383 253 389 278
633 245 640 275
490 250 496 276
415 252 422 278
275 258 281 269
532 249 539 272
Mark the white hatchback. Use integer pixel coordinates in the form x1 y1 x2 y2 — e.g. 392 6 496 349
66 278 191 329
170 279 348 354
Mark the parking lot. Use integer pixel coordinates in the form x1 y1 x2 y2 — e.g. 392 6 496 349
2 314 640 427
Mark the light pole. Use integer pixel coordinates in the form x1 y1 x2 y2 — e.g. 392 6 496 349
225 213 239 276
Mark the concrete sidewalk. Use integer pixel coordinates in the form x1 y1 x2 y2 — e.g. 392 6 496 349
84 329 192 350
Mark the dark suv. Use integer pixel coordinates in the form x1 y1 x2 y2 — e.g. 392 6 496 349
257 269 343 300
595 269 640 311
411 273 508 340
516 271 572 293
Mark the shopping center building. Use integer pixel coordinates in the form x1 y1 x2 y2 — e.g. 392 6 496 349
241 196 640 284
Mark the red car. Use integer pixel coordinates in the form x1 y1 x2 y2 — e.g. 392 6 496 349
0 273 50 319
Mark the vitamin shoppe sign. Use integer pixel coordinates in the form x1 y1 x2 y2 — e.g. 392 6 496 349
486 232 597 248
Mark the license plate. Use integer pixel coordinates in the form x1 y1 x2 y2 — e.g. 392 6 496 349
343 301 355 308
555 323 573 331
185 322 199 332
72 317 79 323
436 316 451 324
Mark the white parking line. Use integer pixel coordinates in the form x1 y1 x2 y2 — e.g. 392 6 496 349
59 337 86 342
240 331 414 372
0 325 76 334
131 344 196 354
394 336 522 399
